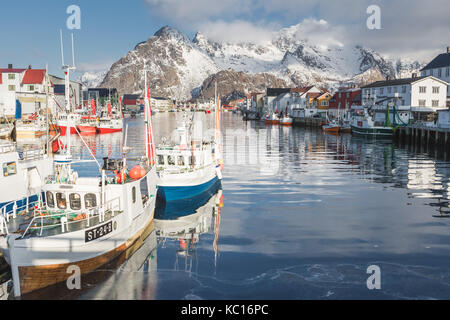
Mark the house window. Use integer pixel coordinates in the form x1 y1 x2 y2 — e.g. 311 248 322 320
69 193 81 210
402 86 407 93
189 156 196 166
28 85 35 91
132 186 136 203
56 193 67 209
84 193 97 208
446 67 450 77
432 100 439 107
8 85 15 91
3 162 16 176
380 88 384 95
346 93 350 98
46 192 55 208
394 87 398 93
438 69 442 77
178 156 185 166
167 155 175 165
388 87 392 93
419 86 426 93
432 87 440 94
419 100 426 107
8 74 15 80
157 155 164 165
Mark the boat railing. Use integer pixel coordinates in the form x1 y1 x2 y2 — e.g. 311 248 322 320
20 196 122 239
1 197 42 228
0 143 16 154
19 148 46 161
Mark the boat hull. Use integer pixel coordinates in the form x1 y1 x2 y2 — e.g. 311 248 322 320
58 126 77 136
351 125 393 137
265 119 280 125
76 125 97 133
17 217 155 296
97 127 122 134
155 176 221 219
323 126 340 133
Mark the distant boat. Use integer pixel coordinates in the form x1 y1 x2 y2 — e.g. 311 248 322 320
280 116 293 126
322 120 340 133
265 113 280 124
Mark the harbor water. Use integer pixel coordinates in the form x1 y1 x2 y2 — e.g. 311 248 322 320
14 112 450 299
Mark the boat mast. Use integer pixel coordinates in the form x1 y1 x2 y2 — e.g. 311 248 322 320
45 64 49 155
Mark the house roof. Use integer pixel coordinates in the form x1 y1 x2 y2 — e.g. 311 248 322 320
421 52 450 71
267 88 290 97
361 76 430 88
0 68 26 85
21 69 46 85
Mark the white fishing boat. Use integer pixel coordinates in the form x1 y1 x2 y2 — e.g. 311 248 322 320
0 142 53 219
280 116 293 126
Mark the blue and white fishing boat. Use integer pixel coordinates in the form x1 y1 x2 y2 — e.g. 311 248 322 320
155 115 222 208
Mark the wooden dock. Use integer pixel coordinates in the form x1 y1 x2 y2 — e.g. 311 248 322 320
394 125 450 159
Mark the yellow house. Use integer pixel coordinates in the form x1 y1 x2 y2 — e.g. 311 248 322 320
313 92 333 110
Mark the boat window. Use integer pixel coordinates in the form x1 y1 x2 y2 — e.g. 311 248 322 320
157 155 165 165
85 193 97 208
56 193 67 209
132 186 136 203
3 162 16 176
46 191 54 208
189 156 196 166
69 193 82 210
167 155 175 166
178 156 185 166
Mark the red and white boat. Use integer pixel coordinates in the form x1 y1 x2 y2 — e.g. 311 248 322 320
57 113 80 135
97 101 123 134
280 116 293 126
265 113 280 125
97 118 123 133
77 99 98 133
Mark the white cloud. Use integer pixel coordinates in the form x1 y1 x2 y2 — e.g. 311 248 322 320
76 60 113 72
144 0 450 61
198 20 278 44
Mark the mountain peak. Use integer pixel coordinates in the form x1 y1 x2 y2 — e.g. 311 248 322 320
154 25 190 43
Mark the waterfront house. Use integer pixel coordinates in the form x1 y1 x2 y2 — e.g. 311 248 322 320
420 47 450 106
361 75 448 122
0 65 56 117
328 87 362 118
312 92 333 111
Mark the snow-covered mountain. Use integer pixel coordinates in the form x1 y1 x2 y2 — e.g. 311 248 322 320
77 70 107 88
98 23 424 100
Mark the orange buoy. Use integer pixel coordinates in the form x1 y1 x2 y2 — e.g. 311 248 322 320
74 213 87 221
128 165 146 180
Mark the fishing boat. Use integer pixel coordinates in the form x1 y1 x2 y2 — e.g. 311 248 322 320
280 116 293 126
155 113 222 213
265 113 280 125
0 141 53 219
322 120 340 133
16 116 47 139
77 99 98 133
97 101 123 134
0 67 158 298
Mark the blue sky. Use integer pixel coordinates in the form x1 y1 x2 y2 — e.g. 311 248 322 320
1 0 448 78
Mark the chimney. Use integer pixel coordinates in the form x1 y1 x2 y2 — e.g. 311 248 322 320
28 65 32 69
8 64 12 69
